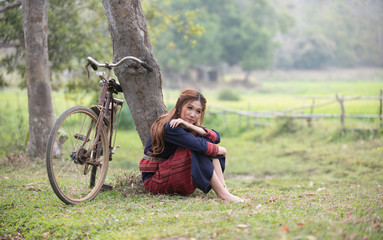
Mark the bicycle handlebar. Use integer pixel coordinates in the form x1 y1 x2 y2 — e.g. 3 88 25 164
87 56 153 72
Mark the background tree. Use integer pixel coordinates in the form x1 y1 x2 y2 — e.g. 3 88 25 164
1 0 204 148
151 0 293 81
238 0 293 82
0 0 109 87
21 0 54 158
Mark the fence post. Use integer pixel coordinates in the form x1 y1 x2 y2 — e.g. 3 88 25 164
238 108 242 129
380 89 382 128
336 94 345 128
247 103 250 130
307 98 315 127
224 111 228 128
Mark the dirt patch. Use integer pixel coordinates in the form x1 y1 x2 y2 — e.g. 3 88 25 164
0 152 42 169
113 170 146 195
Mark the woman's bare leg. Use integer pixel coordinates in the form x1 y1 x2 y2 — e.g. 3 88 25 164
212 158 226 188
210 171 244 203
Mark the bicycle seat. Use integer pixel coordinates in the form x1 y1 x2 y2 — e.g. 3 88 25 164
109 79 123 93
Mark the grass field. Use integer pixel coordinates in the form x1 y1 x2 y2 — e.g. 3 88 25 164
0 68 383 239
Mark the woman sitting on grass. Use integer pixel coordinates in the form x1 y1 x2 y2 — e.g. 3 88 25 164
139 89 245 203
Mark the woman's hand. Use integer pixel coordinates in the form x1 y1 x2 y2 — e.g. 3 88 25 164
170 118 190 129
218 146 227 156
170 118 208 136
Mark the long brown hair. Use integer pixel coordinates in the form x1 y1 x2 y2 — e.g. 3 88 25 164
149 89 207 155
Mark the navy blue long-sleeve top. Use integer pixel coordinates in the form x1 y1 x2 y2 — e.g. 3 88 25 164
144 122 220 158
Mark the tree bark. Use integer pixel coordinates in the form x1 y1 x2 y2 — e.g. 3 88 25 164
22 0 54 158
102 0 167 145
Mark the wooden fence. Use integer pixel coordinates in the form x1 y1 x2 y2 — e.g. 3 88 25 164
207 90 383 130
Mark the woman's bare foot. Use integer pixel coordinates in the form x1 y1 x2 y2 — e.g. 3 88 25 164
217 192 248 203
210 171 250 203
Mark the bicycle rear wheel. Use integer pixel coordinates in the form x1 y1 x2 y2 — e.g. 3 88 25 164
46 106 109 204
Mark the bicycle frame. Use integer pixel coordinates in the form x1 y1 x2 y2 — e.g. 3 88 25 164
77 67 122 166
80 55 152 164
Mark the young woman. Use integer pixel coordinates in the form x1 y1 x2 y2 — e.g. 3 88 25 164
139 89 245 202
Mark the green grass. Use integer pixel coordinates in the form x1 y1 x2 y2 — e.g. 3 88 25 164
1 68 383 239
202 81 382 113
1 125 382 239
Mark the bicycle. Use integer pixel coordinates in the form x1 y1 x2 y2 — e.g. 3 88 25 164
46 56 152 205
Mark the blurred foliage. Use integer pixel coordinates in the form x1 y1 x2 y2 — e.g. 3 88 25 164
0 0 110 87
0 94 28 155
277 0 383 69
0 0 205 89
292 35 336 69
0 74 7 87
151 0 293 73
142 0 205 48
217 89 240 102
119 107 135 130
1 0 382 91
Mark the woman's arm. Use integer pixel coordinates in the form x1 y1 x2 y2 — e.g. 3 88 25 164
165 121 219 156
169 118 207 136
170 118 220 143
202 128 220 144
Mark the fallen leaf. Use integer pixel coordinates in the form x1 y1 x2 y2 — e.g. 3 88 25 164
309 181 314 187
281 226 289 233
238 224 248 228
43 232 51 238
296 223 305 226
316 187 325 192
27 187 41 192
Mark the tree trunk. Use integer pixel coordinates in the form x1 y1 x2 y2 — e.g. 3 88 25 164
102 0 167 145
22 0 54 158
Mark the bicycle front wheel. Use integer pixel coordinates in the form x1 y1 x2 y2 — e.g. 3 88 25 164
46 106 109 204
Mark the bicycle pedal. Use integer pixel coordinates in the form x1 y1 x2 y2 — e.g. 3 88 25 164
111 145 120 154
74 133 90 142
100 183 114 192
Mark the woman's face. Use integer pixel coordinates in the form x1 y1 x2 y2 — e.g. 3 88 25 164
180 100 203 125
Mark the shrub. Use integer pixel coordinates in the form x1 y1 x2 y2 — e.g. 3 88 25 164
118 107 135 130
218 89 240 101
